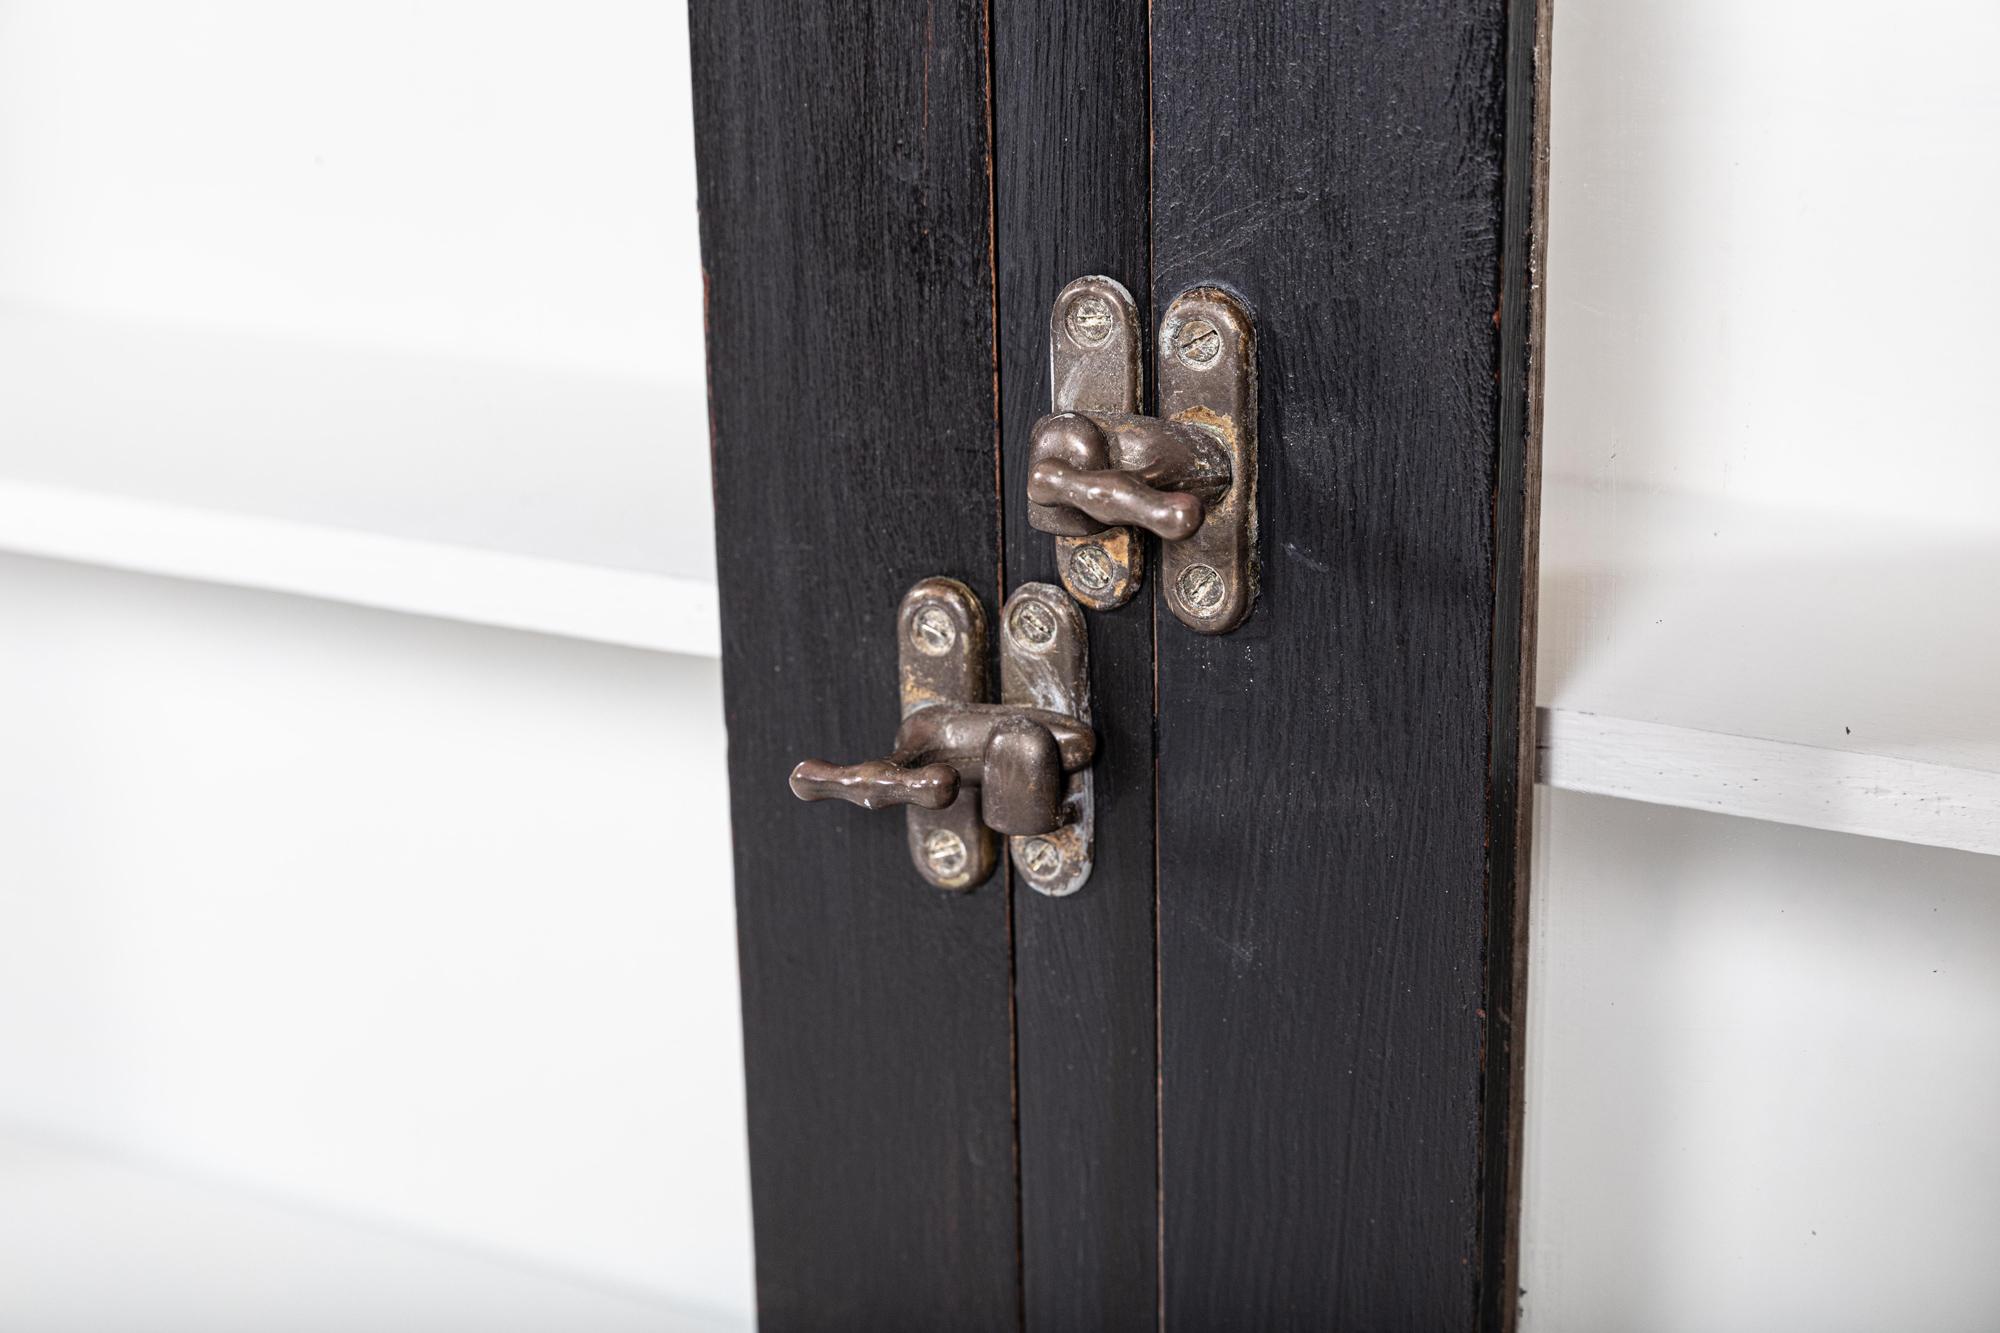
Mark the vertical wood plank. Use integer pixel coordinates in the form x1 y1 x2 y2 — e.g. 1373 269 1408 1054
1148 1 1543 1327
690 3 1019 1328
992 2 1158 1328
1482 5 1554 1327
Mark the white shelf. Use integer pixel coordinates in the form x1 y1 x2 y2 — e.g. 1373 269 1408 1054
0 1130 742 1332
1537 480 2000 857
4 307 1990 854
0 307 718 655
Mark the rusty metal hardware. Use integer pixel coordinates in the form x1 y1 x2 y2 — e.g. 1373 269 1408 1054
788 577 1095 895
1033 276 1258 632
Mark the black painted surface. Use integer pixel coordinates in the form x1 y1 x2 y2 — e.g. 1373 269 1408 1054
689 3 1018 1328
697 0 1538 1324
1481 5 1550 1328
993 2 1159 1329
1149 2 1540 1328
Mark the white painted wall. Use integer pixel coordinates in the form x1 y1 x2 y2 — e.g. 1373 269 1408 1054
1541 0 2000 530
0 0 701 379
1525 0 2000 1327
1521 790 2000 1332
0 555 753 1324
0 0 748 1322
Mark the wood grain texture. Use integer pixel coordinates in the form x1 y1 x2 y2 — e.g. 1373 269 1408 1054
689 3 1017 1328
1149 1 1543 1327
993 2 1159 1328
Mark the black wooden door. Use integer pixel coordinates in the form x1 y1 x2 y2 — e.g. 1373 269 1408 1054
693 0 1545 1327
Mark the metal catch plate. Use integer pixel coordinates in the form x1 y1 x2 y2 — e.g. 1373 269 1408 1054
999 582 1093 896
1048 276 1144 610
898 578 996 890
1158 288 1257 633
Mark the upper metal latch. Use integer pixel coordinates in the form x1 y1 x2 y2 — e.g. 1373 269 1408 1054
788 578 1095 896
1030 276 1257 633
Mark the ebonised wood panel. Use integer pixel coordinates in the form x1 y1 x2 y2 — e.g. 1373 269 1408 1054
690 3 1018 1327
1148 2 1543 1327
994 2 1159 1328
1481 5 1553 1327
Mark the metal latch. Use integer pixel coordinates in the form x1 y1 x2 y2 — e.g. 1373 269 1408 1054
1030 276 1257 633
789 578 1095 896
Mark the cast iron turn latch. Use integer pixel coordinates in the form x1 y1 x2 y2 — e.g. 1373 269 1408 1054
789 579 1095 895
786 278 1251 890
1031 276 1258 632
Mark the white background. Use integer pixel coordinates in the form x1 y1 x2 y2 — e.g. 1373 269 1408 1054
0 0 753 1327
0 0 699 376
1524 1 2000 1329
0 0 1994 1329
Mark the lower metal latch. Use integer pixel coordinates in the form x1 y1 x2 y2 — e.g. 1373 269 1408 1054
789 578 1095 896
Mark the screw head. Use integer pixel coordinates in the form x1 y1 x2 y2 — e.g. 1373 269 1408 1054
909 605 957 656
1016 836 1062 879
1008 598 1058 650
1175 563 1225 615
1068 543 1114 593
1065 293 1115 347
923 828 968 878
1173 317 1221 368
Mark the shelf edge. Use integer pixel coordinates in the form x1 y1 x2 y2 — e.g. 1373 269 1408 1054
0 480 721 658
11 472 1990 855
1537 707 2000 858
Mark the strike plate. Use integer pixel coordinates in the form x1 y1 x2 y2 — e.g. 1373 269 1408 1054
1157 287 1257 633
899 578 997 890
1048 276 1145 610
999 582 1093 896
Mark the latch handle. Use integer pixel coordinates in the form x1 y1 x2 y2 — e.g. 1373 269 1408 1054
788 757 960 811
1025 457 1205 542
785 579 1097 894
791 704 1091 826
